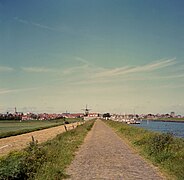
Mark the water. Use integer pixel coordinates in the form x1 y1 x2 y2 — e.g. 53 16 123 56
132 120 184 138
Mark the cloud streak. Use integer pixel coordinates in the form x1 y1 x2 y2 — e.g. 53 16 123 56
22 67 55 73
14 17 60 32
0 66 14 72
62 64 89 75
68 58 178 85
62 56 102 75
0 87 38 95
20 58 178 87
94 58 176 78
75 57 92 66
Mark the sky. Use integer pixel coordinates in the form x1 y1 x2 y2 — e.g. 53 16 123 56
0 0 184 115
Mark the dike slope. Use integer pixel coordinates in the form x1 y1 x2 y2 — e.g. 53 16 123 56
0 122 80 156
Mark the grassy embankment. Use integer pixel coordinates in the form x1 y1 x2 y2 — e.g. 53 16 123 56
104 120 184 180
0 118 82 139
0 119 95 179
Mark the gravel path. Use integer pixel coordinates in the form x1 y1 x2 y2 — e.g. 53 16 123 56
66 120 165 180
0 122 81 156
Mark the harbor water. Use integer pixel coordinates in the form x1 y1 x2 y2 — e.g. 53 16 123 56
132 120 184 138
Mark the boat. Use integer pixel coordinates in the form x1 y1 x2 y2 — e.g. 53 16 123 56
126 117 140 124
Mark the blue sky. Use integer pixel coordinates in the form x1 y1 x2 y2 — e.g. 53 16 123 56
0 0 184 114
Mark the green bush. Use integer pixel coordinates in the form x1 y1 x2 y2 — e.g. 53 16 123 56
0 137 47 180
148 133 173 154
23 136 47 179
147 133 174 162
0 152 25 180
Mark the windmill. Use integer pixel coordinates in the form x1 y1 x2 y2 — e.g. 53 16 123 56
82 105 91 116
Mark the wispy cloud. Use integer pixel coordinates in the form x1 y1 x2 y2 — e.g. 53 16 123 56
75 57 92 66
62 56 100 75
62 64 89 74
22 67 55 73
24 57 177 87
0 66 14 72
133 58 176 72
68 58 178 85
0 87 38 95
14 17 60 32
94 58 176 78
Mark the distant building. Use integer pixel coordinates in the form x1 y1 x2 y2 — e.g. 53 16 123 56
170 112 175 117
88 113 99 117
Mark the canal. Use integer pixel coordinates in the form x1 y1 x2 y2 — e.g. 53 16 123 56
132 120 184 138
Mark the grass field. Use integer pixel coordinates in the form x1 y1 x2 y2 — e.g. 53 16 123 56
0 120 95 179
0 118 82 139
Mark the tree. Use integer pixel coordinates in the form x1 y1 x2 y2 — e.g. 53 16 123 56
103 113 111 119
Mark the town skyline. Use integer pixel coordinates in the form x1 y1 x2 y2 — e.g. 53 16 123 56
1 106 183 118
1 1 184 115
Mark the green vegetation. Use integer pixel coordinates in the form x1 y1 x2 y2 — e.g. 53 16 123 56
0 118 83 139
104 120 184 180
143 118 184 122
156 118 184 122
0 119 95 179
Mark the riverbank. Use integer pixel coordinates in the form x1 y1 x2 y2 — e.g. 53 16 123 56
133 120 184 138
143 118 184 123
104 120 184 180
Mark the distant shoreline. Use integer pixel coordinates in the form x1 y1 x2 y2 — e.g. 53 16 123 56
143 118 184 123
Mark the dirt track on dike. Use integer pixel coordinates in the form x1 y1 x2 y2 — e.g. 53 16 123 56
66 119 166 180
0 122 81 156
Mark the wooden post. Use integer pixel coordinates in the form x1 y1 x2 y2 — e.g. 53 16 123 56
64 124 67 131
